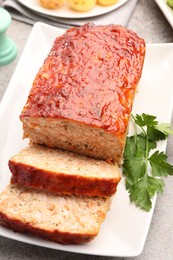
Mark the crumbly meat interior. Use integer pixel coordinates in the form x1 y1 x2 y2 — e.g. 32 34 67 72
21 118 125 164
0 184 111 234
9 144 121 179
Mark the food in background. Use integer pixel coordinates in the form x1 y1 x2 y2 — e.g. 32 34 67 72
97 0 119 6
67 0 96 11
167 0 173 9
39 0 64 9
39 0 120 11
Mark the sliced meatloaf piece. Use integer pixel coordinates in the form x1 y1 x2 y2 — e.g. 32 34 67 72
20 23 146 164
9 144 121 197
0 184 111 244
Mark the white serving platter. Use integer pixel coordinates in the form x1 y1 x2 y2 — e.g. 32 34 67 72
0 22 173 257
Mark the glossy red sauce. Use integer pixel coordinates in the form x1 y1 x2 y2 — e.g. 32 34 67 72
21 23 145 135
9 161 120 197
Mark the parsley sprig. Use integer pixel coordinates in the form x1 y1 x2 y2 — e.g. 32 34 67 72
122 113 173 212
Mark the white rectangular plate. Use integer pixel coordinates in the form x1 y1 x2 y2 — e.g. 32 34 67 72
0 22 173 257
155 0 173 28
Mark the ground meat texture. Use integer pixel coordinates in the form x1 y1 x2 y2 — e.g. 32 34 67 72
9 145 121 197
0 184 111 244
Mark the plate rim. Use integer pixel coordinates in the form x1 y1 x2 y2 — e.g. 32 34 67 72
17 0 129 19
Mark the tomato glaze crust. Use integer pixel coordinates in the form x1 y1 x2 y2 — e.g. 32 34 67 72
21 23 146 136
0 212 95 244
9 160 120 197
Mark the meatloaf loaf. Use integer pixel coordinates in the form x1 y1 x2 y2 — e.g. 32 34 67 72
0 184 111 244
9 144 121 197
20 23 146 164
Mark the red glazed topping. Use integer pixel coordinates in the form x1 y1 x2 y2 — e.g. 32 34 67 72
21 23 145 136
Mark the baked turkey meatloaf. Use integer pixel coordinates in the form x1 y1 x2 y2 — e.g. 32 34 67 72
9 144 121 197
0 184 111 244
20 23 146 164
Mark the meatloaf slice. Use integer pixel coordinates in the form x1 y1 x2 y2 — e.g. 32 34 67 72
9 144 121 197
0 184 111 244
20 23 146 164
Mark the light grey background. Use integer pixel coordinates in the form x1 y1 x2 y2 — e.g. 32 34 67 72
0 0 173 259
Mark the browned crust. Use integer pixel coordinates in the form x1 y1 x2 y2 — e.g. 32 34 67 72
9 160 121 197
20 24 146 137
0 212 95 245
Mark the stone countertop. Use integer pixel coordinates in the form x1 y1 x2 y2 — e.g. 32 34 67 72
0 0 173 260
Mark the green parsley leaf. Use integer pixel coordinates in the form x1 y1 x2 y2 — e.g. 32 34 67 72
128 175 164 212
135 113 158 127
149 151 173 177
155 123 173 136
123 136 137 159
123 157 146 182
126 172 165 212
122 113 173 212
137 134 157 153
147 125 167 141
124 135 145 159
129 176 152 212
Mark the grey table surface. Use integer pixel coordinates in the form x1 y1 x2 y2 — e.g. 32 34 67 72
0 0 173 259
